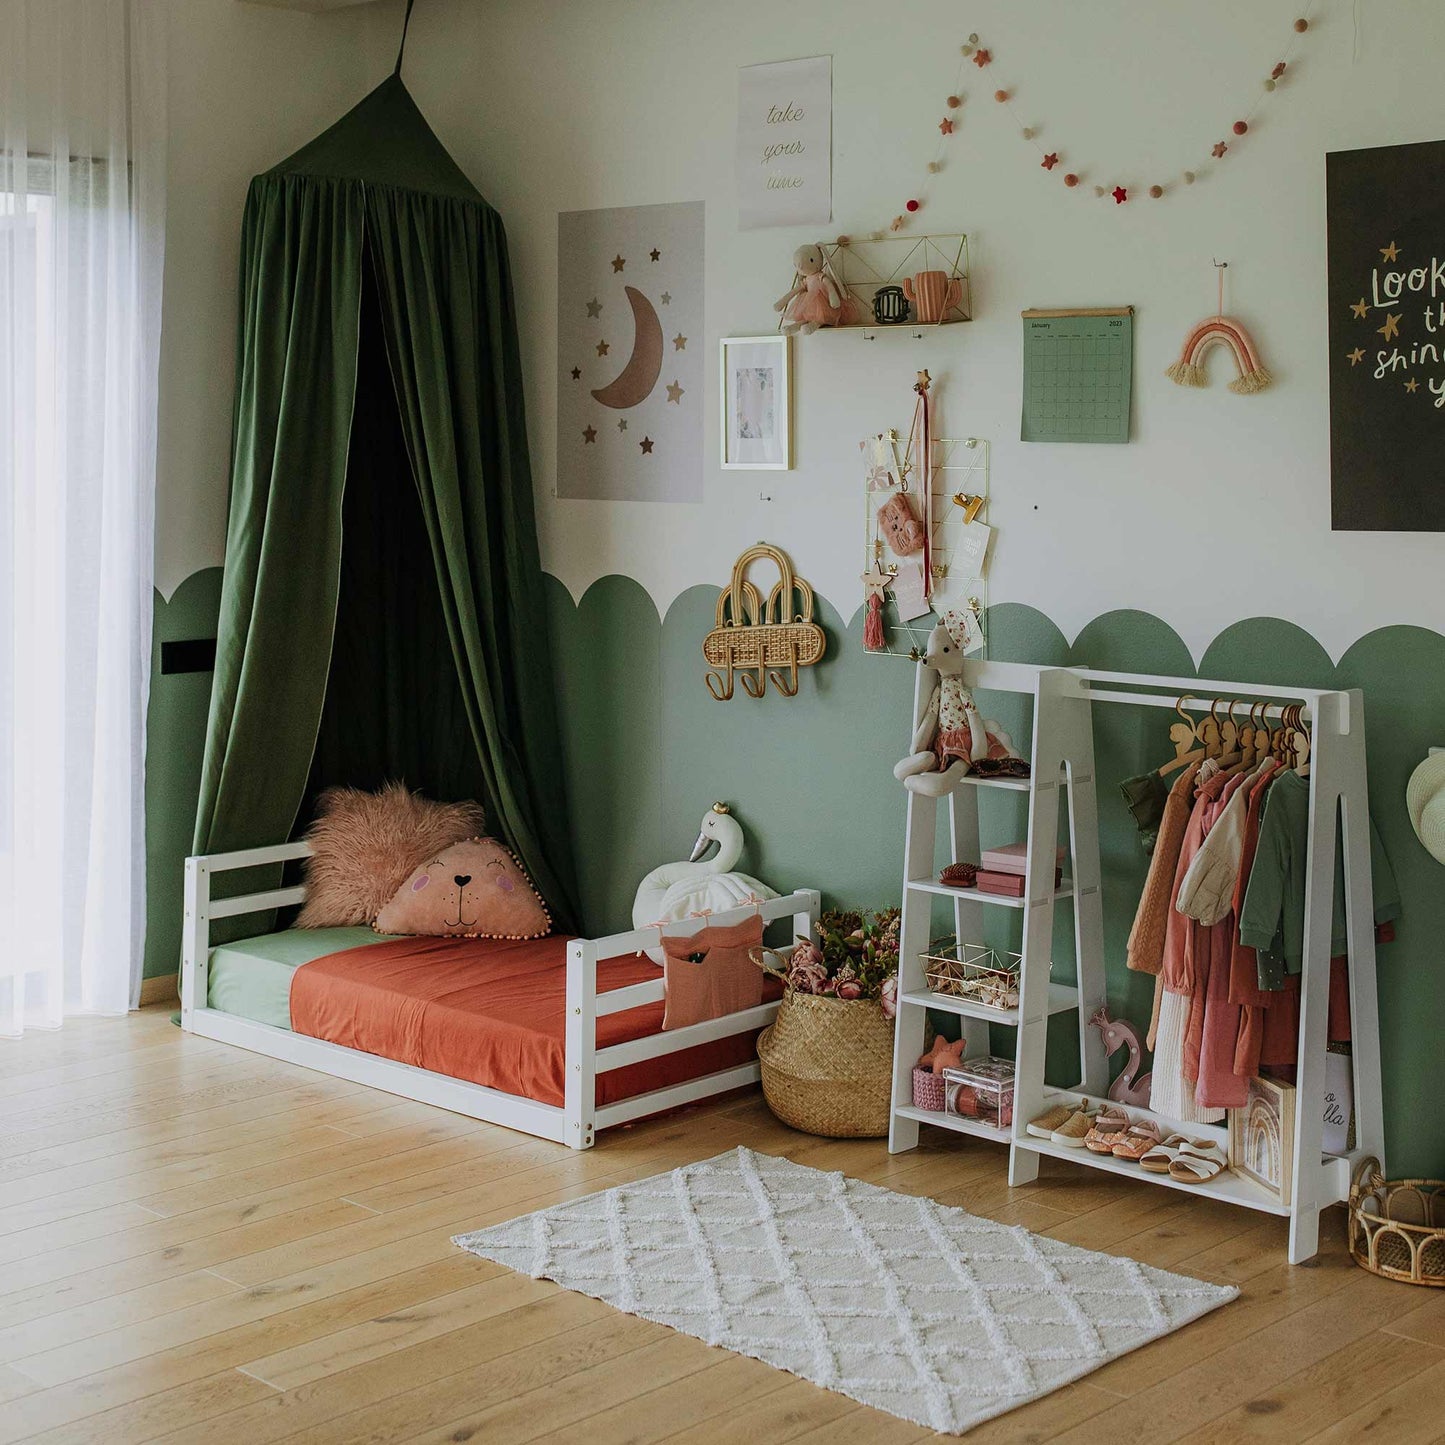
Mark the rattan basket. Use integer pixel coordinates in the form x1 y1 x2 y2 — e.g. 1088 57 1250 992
1348 1156 1445 1286
756 988 894 1138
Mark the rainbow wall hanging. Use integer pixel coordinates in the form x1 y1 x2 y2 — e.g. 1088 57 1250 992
1166 314 1273 394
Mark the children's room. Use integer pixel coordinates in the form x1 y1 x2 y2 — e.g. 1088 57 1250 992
6 0 1445 1438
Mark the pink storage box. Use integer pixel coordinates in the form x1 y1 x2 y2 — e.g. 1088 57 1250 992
976 867 1063 898
979 842 1065 876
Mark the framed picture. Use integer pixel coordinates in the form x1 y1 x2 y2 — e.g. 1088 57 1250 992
1229 1073 1296 1206
720 335 791 470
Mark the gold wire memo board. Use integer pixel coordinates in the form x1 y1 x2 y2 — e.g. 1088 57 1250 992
863 436 991 659
782 234 972 338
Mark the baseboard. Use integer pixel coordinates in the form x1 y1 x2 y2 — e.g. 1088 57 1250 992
140 973 178 1008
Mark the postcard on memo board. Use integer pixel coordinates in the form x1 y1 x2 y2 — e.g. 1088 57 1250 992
1021 307 1133 444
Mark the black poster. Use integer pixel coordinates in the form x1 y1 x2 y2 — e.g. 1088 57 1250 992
1327 138 1445 531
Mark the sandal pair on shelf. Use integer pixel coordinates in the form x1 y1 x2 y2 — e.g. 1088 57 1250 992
1025 1100 1229 1182
1024 1100 1159 1160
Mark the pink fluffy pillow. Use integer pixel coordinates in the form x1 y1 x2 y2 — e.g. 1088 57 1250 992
295 783 487 929
375 838 551 940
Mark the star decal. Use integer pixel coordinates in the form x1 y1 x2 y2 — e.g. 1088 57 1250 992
649 247 660 262
660 291 672 305
617 419 628 432
596 339 610 357
1347 347 1366 366
611 255 626 273
582 425 597 444
1405 376 1420 393
1041 153 1059 171
1350 298 1369 320
1381 240 1400 262
665 379 684 403
673 333 687 351
972 47 991 66
1111 186 1128 205
585 298 602 319
860 561 892 599
639 436 654 455
570 366 581 381
1212 141 1228 159
939 117 954 136
1378 312 1402 342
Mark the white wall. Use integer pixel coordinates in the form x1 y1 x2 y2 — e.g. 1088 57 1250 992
351 0 1445 661
153 2 1445 659
154 0 377 594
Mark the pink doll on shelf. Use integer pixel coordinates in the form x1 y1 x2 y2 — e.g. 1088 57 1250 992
774 243 850 334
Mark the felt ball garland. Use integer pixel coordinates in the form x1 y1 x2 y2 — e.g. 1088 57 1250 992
882 4 1319 229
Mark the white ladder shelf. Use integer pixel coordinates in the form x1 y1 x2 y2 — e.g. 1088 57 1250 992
886 660 1383 1265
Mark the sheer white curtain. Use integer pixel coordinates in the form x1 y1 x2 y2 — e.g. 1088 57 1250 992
0 0 165 1033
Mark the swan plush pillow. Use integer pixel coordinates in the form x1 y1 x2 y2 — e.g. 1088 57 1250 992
632 802 777 965
375 839 551 940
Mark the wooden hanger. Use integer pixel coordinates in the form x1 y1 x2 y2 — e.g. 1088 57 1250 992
1159 693 1205 776
1197 697 1225 760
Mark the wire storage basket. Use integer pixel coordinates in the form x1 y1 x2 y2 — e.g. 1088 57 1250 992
920 936 1028 1012
1348 1156 1445 1286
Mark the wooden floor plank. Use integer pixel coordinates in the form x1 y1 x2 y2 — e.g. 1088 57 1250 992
0 1004 1401 1445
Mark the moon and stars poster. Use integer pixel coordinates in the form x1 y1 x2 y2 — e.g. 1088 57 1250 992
1327 138 1445 531
556 201 703 502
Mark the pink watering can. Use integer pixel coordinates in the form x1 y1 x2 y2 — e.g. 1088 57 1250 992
903 270 963 325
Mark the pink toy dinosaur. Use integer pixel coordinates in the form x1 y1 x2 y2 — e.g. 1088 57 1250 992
1089 1006 1153 1106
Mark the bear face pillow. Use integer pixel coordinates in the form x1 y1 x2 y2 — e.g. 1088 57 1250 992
374 838 551 940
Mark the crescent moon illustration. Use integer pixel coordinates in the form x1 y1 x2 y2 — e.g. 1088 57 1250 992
590 286 663 409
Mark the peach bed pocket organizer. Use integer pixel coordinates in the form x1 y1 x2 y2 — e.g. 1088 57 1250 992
661 915 766 1030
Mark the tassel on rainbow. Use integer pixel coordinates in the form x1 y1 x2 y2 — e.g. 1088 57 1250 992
1165 315 1273 395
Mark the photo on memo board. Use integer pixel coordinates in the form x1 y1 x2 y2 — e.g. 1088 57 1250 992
720 335 792 469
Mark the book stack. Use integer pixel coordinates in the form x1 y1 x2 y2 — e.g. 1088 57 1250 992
975 843 1064 898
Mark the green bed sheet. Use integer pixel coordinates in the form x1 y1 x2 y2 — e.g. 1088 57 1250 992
207 927 395 1030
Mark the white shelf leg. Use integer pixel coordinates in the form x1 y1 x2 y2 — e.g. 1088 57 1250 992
1009 670 1075 1187
1058 690 1109 1097
1338 690 1386 1176
1289 693 1343 1264
889 787 936 1154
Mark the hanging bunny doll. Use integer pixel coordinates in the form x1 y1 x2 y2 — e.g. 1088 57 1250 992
893 612 1028 794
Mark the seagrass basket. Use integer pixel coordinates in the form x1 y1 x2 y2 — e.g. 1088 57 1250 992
1348 1156 1445 1286
756 989 894 1138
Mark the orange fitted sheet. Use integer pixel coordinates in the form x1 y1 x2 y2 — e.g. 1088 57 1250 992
288 934 779 1109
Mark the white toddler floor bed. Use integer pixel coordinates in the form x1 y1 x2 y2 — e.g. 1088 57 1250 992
180 840 819 1150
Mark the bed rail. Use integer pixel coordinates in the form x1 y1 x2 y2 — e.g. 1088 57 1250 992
180 841 818 1150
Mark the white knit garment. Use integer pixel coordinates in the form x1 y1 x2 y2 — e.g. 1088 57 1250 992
455 1147 1236 1435
1148 989 1226 1123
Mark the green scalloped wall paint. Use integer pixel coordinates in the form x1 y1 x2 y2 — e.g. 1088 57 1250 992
145 570 1445 1173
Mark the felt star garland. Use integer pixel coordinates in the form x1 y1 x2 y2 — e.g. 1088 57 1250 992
883 5 1320 229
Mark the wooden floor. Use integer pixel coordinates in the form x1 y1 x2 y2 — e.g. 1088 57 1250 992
0 1010 1441 1445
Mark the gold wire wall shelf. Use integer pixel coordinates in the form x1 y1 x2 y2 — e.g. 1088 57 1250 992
789 233 972 339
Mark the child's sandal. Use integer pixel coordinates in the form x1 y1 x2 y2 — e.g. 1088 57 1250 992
1083 1106 1131 1154
1111 1120 1164 1161
1168 1140 1229 1185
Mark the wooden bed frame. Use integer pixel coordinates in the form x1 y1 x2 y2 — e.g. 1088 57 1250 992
180 841 819 1149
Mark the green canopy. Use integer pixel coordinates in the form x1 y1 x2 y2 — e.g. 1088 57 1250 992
194 75 580 931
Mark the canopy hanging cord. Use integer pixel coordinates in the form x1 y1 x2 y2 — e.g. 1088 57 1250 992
394 0 417 75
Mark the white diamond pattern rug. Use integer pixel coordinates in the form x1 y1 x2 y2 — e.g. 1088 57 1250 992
454 1147 1237 1435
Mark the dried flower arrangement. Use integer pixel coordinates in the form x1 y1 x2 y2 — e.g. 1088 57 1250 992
753 907 901 1018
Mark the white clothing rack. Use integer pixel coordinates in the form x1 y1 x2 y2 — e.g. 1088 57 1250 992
888 660 1381 1265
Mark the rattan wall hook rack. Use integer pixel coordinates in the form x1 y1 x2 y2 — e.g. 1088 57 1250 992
703 542 827 700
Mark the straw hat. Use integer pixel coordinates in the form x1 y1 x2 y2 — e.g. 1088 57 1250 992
1407 753 1445 864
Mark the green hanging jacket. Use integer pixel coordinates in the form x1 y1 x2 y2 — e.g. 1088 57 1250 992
1237 770 1402 991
